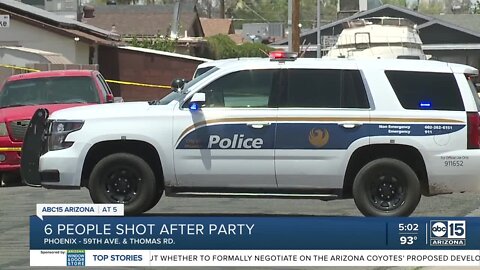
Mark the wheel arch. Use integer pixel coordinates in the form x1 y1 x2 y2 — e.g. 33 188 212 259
81 140 164 190
342 144 429 198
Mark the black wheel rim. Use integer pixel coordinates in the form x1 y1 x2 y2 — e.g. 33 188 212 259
368 172 406 211
101 165 142 204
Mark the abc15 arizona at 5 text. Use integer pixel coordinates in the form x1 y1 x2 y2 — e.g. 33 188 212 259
430 220 466 246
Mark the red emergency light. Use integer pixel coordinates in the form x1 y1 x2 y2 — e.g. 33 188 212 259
269 51 298 61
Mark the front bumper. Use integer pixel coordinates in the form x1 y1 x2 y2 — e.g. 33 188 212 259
38 142 87 187
21 109 49 186
0 136 23 171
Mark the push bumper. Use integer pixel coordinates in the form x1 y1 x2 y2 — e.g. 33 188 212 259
21 109 49 186
21 109 87 188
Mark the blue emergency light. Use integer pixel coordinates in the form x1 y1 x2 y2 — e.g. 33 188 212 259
419 101 432 109
189 102 199 111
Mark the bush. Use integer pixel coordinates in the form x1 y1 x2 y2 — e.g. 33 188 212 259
237 42 274 57
206 34 274 59
129 35 176 52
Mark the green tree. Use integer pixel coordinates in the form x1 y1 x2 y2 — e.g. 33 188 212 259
473 0 480 13
300 0 338 28
381 0 407 7
229 0 337 29
418 2 444 14
93 0 174 5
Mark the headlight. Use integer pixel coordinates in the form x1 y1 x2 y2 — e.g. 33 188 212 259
0 123 7 136
48 120 84 151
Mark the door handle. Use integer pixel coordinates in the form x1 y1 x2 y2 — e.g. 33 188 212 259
246 122 271 129
339 123 363 129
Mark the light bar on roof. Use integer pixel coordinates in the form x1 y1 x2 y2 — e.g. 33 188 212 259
269 51 298 61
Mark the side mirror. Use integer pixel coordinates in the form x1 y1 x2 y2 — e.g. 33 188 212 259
106 93 114 103
171 78 188 92
188 92 205 111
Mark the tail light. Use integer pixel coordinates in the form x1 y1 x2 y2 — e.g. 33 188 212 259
467 112 480 149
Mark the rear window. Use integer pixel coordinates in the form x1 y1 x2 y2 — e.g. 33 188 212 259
385 71 464 111
0 76 99 108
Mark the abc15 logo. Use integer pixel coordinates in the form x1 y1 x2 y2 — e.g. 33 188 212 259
430 220 466 239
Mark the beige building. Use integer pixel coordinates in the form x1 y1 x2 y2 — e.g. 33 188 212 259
0 0 120 64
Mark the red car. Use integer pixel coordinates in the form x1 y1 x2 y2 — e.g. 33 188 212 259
0 70 114 186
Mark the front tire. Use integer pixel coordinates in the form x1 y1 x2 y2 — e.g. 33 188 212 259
352 158 421 217
88 153 156 215
1 172 22 187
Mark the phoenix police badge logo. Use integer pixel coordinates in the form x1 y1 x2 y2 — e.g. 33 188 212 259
309 128 329 148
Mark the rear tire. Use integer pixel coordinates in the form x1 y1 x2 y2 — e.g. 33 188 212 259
352 158 421 217
88 153 156 215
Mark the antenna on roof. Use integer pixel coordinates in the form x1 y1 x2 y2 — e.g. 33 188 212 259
259 48 269 57
299 39 309 58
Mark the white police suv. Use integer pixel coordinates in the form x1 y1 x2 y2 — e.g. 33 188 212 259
21 52 480 216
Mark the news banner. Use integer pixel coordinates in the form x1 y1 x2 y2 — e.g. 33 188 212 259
30 204 480 267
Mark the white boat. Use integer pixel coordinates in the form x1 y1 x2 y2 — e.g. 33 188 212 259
325 17 427 60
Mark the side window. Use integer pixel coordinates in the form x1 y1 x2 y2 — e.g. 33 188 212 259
385 71 464 111
95 74 108 101
200 70 276 108
283 69 369 108
97 74 114 102
342 70 370 108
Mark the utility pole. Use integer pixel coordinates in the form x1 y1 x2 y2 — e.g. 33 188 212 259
170 0 181 39
219 0 225 18
288 0 300 53
317 0 321 58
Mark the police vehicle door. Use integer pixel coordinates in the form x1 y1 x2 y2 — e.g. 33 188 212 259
173 69 280 187
275 68 371 189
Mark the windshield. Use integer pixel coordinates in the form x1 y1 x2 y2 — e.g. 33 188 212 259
0 76 99 108
153 67 220 105
182 67 219 93
193 66 214 78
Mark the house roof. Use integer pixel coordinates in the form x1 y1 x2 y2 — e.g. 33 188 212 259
432 14 480 34
273 4 480 46
0 0 120 42
418 19 480 39
199 17 234 37
83 4 202 37
228 33 245 44
0 46 72 64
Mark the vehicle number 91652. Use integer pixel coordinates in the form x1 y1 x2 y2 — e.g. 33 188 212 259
444 160 463 167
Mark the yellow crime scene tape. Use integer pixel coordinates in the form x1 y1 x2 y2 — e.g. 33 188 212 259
0 64 171 89
105 79 170 89
0 147 22 152
0 64 42 73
